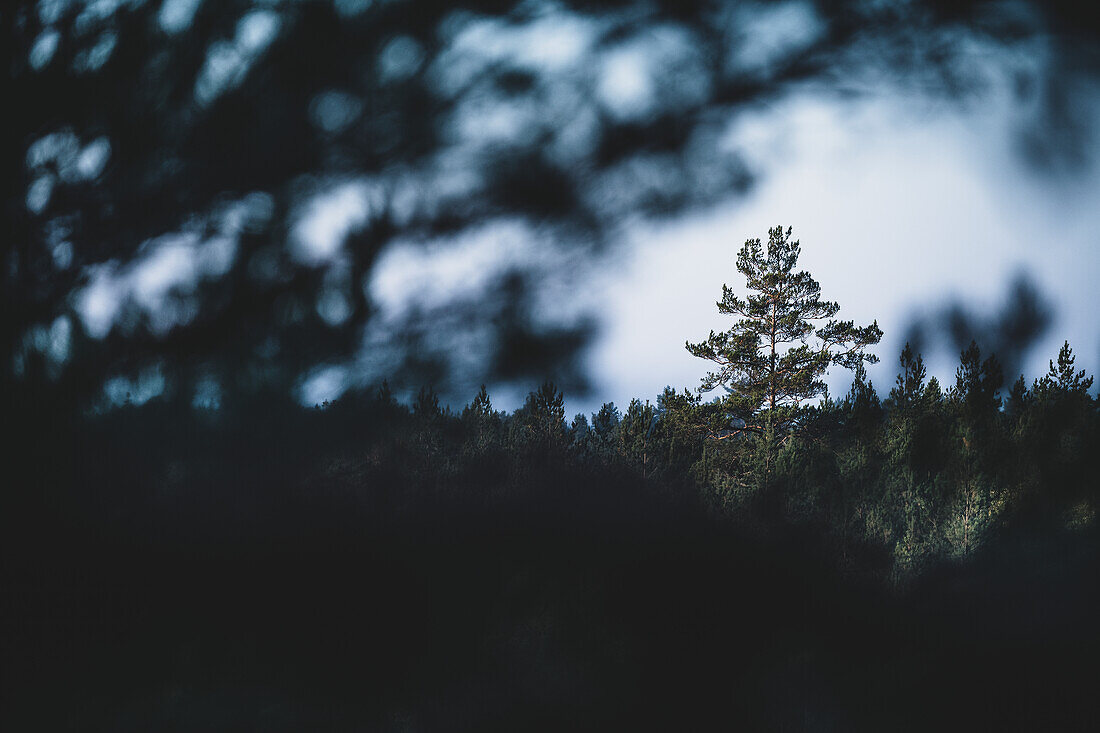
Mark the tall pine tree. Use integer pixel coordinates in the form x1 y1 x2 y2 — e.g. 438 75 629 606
686 226 882 430
686 226 882 491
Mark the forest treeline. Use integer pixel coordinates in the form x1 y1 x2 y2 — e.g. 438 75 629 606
63 334 1099 586
289 336 1097 584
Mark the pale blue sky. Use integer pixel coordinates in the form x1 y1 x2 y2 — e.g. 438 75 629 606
362 82 1100 416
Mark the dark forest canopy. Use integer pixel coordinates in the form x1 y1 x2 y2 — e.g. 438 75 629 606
5 0 1100 413
51 334 1097 581
296 336 1097 578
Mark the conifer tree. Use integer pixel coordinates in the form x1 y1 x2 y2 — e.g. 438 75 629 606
1006 375 1030 417
414 385 442 418
465 384 494 419
1036 340 1094 397
462 384 500 453
947 343 1005 556
889 343 927 411
569 413 591 453
520 381 566 450
686 226 881 493
953 341 1004 419
686 226 882 433
884 345 934 570
376 379 396 407
590 403 622 454
620 399 659 477
1024 341 1096 509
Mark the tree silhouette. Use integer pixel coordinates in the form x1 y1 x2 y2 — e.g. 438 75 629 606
686 226 881 494
687 226 881 432
889 342 928 411
517 380 566 451
1039 340 1094 396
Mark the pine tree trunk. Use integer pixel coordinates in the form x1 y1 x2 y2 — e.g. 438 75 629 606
763 295 778 504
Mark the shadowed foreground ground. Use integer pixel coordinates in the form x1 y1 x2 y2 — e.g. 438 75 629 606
2 404 1098 732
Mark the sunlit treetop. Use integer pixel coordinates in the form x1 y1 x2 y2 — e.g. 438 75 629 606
686 225 881 432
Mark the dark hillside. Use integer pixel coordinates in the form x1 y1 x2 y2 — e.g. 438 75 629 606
3 382 1097 731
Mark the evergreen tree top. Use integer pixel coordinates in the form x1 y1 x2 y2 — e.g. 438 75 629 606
1048 340 1094 394
686 225 882 434
889 342 927 409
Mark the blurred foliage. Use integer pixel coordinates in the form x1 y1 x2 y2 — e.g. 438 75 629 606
5 0 1100 414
